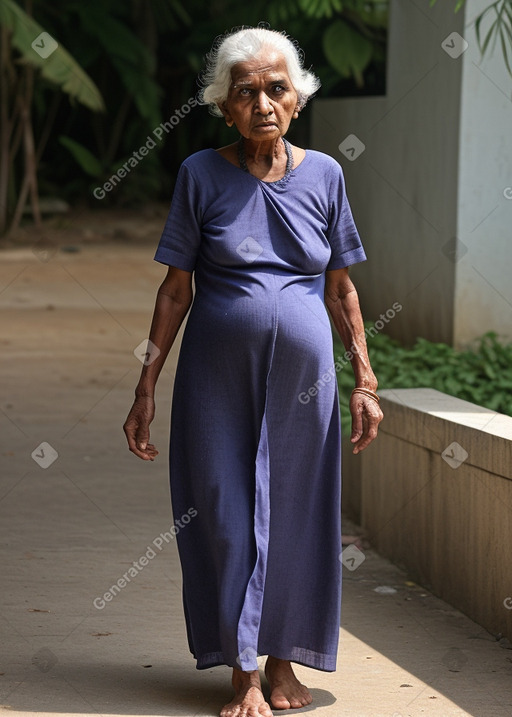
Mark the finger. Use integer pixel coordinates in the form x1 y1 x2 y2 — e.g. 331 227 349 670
353 413 381 453
123 422 140 454
135 424 151 452
143 443 159 459
352 413 368 454
350 403 363 444
124 421 158 461
129 443 159 461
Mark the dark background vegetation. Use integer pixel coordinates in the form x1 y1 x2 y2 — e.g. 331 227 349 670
1 0 388 230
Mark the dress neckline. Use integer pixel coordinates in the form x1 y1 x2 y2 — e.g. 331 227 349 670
210 147 310 186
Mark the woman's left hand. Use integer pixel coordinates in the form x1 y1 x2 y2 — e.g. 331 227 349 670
349 391 384 454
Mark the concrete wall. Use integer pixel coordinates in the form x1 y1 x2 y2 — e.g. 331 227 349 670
358 388 512 641
312 0 512 347
454 0 512 344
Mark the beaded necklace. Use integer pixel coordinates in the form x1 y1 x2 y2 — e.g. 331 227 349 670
237 137 293 183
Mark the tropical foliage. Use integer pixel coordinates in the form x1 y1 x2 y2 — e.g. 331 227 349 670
1 0 511 235
0 0 388 235
334 330 512 434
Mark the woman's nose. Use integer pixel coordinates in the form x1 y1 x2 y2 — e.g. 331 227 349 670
255 91 272 114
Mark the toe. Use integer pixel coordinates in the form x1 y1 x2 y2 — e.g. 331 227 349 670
270 694 291 710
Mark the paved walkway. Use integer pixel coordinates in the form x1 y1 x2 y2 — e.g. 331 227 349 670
1 238 511 717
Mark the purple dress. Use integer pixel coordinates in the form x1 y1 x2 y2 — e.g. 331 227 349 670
154 148 366 672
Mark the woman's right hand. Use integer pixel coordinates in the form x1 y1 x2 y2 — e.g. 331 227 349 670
123 395 159 461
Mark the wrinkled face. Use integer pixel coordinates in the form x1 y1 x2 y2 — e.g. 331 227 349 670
220 51 299 142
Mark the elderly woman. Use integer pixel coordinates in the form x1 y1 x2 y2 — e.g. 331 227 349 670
124 26 383 717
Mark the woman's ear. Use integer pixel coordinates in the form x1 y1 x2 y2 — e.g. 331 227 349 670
219 102 234 127
293 107 300 120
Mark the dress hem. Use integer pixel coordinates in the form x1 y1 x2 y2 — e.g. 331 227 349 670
194 648 337 673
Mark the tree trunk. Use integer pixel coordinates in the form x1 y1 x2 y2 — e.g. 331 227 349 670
8 66 41 235
0 27 13 236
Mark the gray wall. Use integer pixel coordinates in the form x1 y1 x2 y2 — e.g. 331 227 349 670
312 0 512 347
360 388 512 642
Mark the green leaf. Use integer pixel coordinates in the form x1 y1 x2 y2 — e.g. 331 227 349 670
299 0 343 19
323 19 373 81
335 322 512 430
74 5 161 126
0 0 104 112
357 2 389 28
59 136 103 177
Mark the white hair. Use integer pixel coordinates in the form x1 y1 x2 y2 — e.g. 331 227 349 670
199 27 321 117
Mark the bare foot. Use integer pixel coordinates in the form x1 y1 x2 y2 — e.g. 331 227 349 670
264 657 312 710
220 668 273 717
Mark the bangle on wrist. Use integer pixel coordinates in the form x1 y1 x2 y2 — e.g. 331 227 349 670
352 387 380 403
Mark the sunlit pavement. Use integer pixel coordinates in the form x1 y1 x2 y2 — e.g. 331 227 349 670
1 243 511 717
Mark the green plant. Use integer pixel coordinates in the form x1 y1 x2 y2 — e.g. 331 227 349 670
0 0 104 234
0 0 390 232
333 329 512 435
264 0 388 89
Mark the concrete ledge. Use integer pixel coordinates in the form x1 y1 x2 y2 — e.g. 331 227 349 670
377 388 512 478
360 388 512 641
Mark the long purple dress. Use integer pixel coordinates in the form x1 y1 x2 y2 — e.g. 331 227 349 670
154 148 366 672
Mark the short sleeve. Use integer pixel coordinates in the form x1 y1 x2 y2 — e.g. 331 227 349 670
154 162 202 271
326 163 367 271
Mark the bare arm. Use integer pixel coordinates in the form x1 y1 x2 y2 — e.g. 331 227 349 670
123 266 193 461
324 267 383 454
